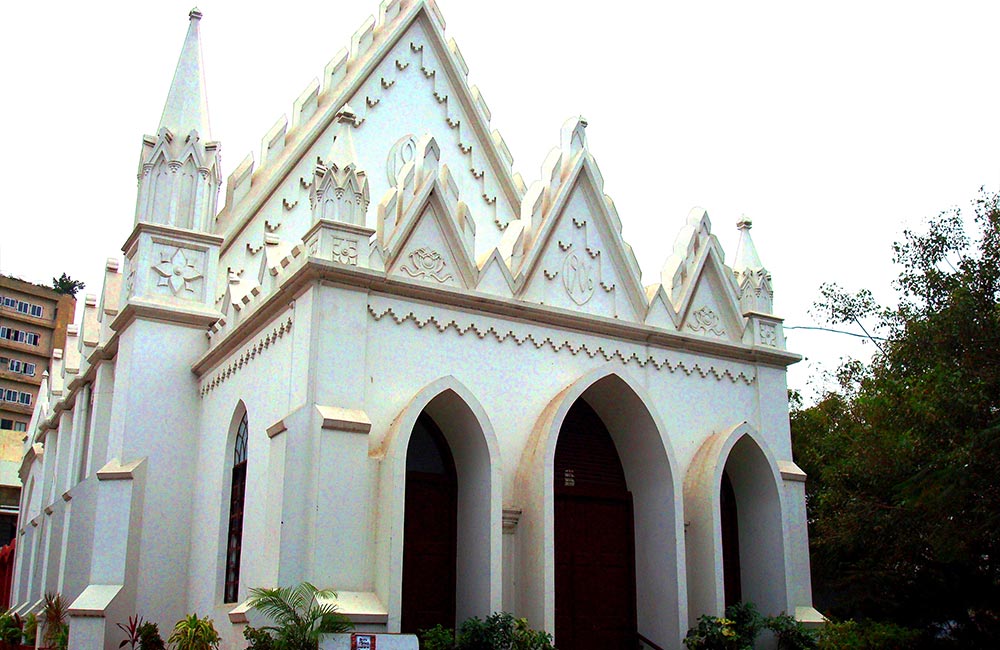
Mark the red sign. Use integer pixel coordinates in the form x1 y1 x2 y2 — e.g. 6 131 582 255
351 633 376 650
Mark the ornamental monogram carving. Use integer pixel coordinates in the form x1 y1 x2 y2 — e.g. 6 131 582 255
562 251 594 305
760 322 778 347
387 134 418 185
332 238 358 266
687 306 726 337
152 247 202 295
400 247 453 283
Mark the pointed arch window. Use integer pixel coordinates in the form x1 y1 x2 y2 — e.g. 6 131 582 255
224 413 248 604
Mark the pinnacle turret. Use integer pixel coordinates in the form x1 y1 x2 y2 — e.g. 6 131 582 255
309 105 370 227
731 217 773 315
158 8 212 140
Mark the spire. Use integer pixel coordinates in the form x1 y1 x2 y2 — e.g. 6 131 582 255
731 217 773 315
326 105 360 169
159 8 212 139
732 217 764 274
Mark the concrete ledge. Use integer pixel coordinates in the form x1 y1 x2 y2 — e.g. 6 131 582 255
795 605 827 629
319 591 387 624
97 457 146 481
229 599 252 624
68 584 122 617
778 460 807 482
321 633 417 650
316 406 372 434
266 418 288 438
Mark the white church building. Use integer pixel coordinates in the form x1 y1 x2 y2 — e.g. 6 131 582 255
12 2 821 648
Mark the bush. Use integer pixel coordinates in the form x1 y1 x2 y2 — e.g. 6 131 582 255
138 621 166 650
816 619 921 650
243 625 276 650
419 613 555 650
684 603 816 650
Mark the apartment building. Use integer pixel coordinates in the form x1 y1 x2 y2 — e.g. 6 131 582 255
0 275 75 434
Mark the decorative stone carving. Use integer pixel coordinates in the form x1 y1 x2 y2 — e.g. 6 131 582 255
152 247 203 296
502 508 522 534
400 248 453 283
387 134 418 185
332 238 359 266
760 322 778 347
687 306 726 337
309 106 370 227
561 251 594 305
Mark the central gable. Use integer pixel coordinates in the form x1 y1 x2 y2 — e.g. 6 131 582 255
216 1 522 284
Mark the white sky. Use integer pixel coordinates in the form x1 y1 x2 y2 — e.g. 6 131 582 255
1 0 997 399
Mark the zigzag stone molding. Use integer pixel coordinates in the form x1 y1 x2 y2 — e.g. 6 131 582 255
367 304 755 384
200 315 293 397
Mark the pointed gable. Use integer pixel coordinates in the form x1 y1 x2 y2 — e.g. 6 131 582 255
214 0 524 284
660 209 745 342
378 135 477 289
510 118 646 321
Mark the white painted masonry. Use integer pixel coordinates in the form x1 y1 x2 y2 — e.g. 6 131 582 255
13 2 820 649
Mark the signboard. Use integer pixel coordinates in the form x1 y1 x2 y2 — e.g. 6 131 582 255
351 633 377 650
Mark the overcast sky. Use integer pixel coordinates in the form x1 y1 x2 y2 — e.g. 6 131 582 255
1 1 997 399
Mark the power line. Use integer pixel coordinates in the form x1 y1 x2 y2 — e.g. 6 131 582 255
785 325 887 342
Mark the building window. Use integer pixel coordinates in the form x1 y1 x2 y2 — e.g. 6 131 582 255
13 422 25 432
224 412 248 604
0 327 40 347
0 419 11 430
18 392 31 406
2 390 15 403
30 305 43 318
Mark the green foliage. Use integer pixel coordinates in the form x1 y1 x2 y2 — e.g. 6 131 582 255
167 614 219 650
684 604 816 650
419 624 454 650
51 273 85 297
815 619 921 650
243 625 277 650
138 621 166 650
246 582 352 650
793 189 1000 644
419 613 554 650
0 613 24 646
23 613 36 645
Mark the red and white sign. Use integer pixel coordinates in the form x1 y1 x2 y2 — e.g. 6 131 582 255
351 633 377 650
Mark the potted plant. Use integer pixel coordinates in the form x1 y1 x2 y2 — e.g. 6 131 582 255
167 615 219 650
246 582 352 650
42 593 69 650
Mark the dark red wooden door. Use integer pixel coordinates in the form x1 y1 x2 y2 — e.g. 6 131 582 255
401 414 457 633
554 400 637 650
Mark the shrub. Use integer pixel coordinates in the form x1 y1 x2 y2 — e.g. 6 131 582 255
243 625 276 650
419 624 454 650
765 614 817 650
816 619 921 650
167 614 219 650
138 621 166 650
43 593 69 650
0 613 23 647
684 603 817 650
246 582 352 650
419 613 555 650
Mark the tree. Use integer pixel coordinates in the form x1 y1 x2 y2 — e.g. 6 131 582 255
51 273 84 297
791 188 1000 647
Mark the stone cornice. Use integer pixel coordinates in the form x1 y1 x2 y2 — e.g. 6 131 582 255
111 299 223 333
193 256 800 379
121 222 225 256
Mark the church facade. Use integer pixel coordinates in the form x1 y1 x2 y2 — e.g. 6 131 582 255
12 2 820 648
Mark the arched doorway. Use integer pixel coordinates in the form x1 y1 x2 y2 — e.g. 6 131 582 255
401 412 458 633
720 471 741 608
554 399 637 650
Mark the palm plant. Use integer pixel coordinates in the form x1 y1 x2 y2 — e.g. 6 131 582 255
167 614 219 650
42 593 69 650
246 582 352 650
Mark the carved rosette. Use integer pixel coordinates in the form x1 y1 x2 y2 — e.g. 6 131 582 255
332 238 359 266
152 247 204 295
400 247 453 283
687 306 726 337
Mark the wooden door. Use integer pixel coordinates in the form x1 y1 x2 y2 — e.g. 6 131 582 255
554 400 637 650
401 413 457 633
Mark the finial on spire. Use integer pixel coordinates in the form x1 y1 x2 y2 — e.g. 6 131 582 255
737 216 752 231
732 215 763 272
158 7 212 139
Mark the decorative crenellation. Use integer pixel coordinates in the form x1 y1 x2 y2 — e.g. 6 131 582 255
213 0 516 241
660 209 719 306
200 315 294 396
367 304 755 384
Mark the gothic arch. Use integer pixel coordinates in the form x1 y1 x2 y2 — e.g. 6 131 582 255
684 422 788 621
515 365 685 649
217 401 249 604
380 377 502 631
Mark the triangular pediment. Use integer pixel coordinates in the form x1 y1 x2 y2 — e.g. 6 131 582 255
644 284 680 331
215 0 524 278
677 248 745 342
516 154 646 321
384 182 477 289
476 249 515 298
